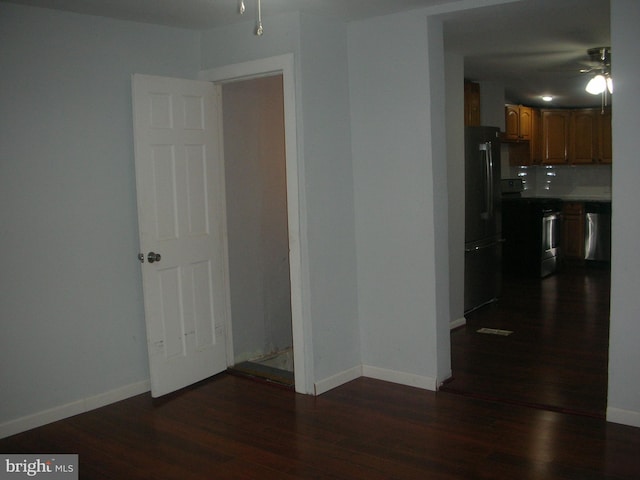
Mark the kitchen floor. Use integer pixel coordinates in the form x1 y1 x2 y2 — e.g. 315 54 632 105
443 264 610 418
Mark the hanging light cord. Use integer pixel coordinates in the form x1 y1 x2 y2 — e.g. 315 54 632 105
237 0 263 36
256 0 263 36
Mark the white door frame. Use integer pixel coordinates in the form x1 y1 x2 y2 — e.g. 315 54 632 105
199 54 313 395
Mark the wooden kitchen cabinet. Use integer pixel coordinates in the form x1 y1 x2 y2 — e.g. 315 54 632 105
506 104 538 166
571 109 599 164
530 108 542 163
598 107 612 163
511 107 612 166
464 81 481 126
542 110 570 164
562 202 585 261
504 104 532 141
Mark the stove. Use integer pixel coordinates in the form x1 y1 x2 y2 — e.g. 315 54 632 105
500 179 562 277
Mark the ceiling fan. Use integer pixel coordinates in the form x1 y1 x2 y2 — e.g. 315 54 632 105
580 47 611 75
581 47 612 96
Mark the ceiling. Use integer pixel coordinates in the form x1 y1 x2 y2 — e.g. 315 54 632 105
441 0 611 108
3 0 611 108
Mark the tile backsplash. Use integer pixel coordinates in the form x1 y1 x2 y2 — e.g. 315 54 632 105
505 164 612 200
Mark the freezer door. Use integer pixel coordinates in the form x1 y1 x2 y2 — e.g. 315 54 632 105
464 238 502 313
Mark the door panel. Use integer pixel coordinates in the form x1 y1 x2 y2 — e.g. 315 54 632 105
464 239 502 313
132 74 227 397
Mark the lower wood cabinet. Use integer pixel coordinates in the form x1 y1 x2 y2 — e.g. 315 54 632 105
562 202 585 261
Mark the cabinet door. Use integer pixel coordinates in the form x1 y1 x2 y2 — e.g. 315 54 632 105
519 106 532 140
542 110 570 164
563 215 585 259
571 109 598 164
562 203 585 260
504 105 520 140
464 81 481 126
599 108 612 163
530 108 542 163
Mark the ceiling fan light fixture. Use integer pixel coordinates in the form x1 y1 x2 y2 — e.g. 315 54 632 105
586 74 607 95
607 76 613 94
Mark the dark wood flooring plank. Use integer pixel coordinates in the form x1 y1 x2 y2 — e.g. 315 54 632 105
444 265 610 417
1 374 639 479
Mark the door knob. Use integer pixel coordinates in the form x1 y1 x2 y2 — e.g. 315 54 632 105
147 252 161 263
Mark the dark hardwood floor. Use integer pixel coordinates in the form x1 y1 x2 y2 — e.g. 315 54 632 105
1 265 632 479
443 264 610 418
2 373 640 479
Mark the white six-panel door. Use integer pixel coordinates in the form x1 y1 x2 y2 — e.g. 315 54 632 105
132 74 227 397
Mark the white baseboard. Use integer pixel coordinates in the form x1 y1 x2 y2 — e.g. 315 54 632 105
314 364 440 396
314 365 362 395
607 406 640 428
449 316 466 330
362 365 438 391
0 379 150 439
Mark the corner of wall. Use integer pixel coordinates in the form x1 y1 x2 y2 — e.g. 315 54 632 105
606 407 640 429
314 365 362 395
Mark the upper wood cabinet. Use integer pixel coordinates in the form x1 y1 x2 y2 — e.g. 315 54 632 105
538 107 612 165
530 108 542 164
509 106 612 166
541 110 570 164
598 108 612 164
464 81 481 126
504 104 532 141
571 109 599 164
507 106 542 166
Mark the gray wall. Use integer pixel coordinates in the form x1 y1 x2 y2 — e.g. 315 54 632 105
479 81 506 130
2 0 639 432
349 11 451 386
298 14 360 383
445 53 466 326
608 0 640 426
201 12 360 386
222 75 293 362
0 3 200 424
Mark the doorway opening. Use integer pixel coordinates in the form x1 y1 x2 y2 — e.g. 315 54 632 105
221 74 295 388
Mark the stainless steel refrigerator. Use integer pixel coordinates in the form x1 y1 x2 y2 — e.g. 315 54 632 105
464 126 502 313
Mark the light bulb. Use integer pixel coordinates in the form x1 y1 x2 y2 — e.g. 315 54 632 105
586 75 606 95
607 77 613 94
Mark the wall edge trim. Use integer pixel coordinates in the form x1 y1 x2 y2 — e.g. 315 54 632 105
0 379 150 439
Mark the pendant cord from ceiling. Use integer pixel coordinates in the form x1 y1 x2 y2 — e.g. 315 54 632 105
238 0 263 36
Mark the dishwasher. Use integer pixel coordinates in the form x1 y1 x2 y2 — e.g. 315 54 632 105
584 202 611 262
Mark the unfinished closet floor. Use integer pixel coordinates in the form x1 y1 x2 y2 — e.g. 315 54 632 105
229 349 294 388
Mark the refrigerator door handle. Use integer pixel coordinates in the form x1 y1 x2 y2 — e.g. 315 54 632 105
479 142 492 220
487 141 494 219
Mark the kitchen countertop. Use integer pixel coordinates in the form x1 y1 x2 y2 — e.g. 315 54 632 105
520 186 611 203
554 196 611 202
